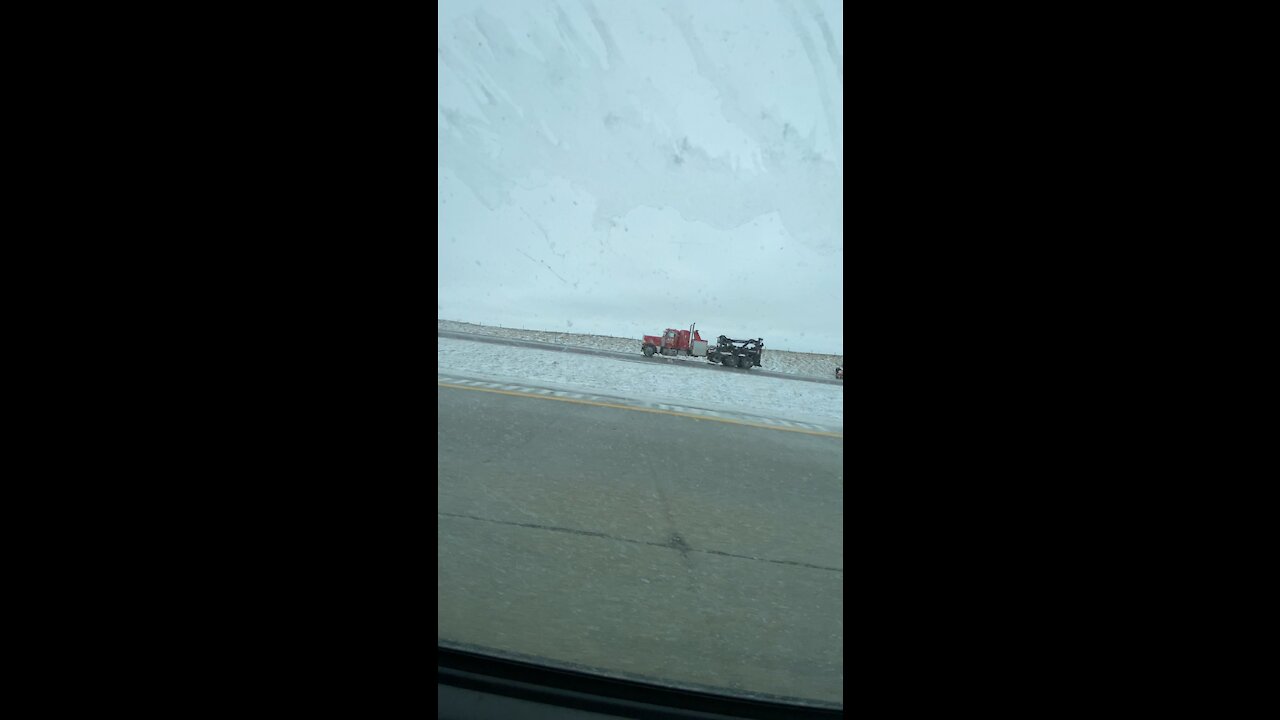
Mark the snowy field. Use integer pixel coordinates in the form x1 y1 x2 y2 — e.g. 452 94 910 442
438 336 843 428
438 319 843 379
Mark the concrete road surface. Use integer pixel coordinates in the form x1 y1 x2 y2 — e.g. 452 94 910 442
438 380 844 706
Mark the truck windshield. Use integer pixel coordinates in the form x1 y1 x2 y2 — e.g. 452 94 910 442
438 0 843 709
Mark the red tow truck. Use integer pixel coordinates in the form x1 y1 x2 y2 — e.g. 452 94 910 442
640 323 764 370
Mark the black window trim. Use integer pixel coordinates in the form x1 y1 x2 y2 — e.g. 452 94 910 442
439 641 843 720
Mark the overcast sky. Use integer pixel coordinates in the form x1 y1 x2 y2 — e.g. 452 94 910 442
439 0 843 354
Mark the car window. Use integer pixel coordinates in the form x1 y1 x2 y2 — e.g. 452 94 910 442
439 0 843 709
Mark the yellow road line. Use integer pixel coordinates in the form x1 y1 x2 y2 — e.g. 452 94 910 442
438 381 843 439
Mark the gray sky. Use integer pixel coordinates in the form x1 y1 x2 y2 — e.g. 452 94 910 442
439 0 843 354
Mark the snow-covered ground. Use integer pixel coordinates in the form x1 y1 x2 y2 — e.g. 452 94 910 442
438 319 843 379
438 336 842 428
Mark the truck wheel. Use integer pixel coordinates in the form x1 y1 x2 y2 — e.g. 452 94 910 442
643 345 655 357
736 355 747 368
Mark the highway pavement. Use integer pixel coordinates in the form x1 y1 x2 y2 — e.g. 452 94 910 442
437 377 843 706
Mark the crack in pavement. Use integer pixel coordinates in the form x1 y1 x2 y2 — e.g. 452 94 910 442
438 511 842 573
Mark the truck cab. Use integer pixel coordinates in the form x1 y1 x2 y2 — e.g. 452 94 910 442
642 324 707 357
